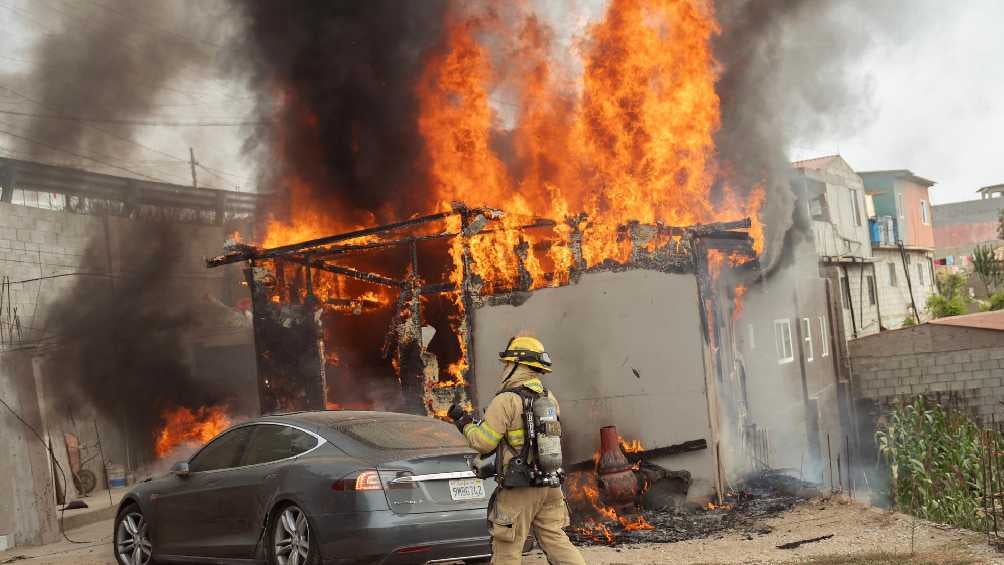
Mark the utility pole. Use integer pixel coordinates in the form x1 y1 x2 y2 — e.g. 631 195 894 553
189 147 198 189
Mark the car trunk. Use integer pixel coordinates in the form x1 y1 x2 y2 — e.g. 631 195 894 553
376 449 497 515
329 414 498 515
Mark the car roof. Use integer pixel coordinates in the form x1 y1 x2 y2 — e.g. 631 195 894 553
248 410 433 429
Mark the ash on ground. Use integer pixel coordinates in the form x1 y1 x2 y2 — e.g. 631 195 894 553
567 471 816 546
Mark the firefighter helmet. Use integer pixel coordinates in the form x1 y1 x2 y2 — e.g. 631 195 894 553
499 336 552 373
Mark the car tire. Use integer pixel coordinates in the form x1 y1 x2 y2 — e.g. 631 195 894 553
114 503 155 565
267 503 320 565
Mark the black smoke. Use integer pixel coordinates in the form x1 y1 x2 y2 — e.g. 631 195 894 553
21 1 214 161
43 226 228 459
226 1 448 220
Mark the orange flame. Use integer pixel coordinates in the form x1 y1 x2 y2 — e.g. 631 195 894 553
154 405 231 459
732 285 747 322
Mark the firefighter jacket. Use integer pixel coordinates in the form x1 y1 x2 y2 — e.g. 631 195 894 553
462 364 560 471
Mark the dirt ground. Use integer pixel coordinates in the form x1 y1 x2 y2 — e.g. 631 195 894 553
2 498 1002 565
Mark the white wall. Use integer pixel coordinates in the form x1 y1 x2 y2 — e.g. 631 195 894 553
471 270 719 499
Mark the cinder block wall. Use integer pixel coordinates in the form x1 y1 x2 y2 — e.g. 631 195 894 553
849 323 1004 423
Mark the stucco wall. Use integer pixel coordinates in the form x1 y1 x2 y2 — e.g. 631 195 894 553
849 324 1004 424
898 181 934 249
471 270 718 499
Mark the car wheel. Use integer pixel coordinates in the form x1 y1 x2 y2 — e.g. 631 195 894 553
114 503 154 565
269 504 318 565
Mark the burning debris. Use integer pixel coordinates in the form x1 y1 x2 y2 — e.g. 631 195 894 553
567 470 813 546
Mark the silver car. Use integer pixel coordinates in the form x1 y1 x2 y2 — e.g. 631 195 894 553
113 411 496 565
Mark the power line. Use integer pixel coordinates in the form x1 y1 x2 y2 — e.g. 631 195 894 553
0 87 245 185
0 108 261 128
0 126 170 183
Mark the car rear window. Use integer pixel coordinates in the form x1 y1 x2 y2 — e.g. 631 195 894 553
340 418 468 450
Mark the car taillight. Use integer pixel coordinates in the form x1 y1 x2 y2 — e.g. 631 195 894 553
331 470 383 492
354 471 383 491
331 470 415 491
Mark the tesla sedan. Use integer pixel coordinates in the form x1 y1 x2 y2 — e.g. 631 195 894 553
113 410 496 565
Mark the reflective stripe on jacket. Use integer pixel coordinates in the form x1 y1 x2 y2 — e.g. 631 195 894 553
461 365 559 470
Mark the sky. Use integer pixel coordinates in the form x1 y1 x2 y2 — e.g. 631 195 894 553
0 0 1001 205
794 1 1004 204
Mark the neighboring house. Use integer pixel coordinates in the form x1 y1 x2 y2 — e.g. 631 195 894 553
791 155 878 340
932 184 1004 278
849 309 1004 427
859 170 937 328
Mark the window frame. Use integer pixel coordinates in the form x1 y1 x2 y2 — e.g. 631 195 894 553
186 426 255 474
866 275 877 305
818 316 830 358
920 200 930 225
800 317 814 362
897 192 905 219
188 422 326 474
887 262 898 286
240 422 322 467
840 277 852 310
849 189 863 227
774 319 794 365
916 263 925 286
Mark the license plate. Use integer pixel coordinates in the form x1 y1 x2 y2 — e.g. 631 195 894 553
448 478 485 501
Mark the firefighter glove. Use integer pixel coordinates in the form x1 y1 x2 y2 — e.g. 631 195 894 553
447 403 473 433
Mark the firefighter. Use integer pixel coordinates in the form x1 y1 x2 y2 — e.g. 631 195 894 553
447 336 585 565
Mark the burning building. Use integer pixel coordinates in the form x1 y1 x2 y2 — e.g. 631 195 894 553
210 0 854 507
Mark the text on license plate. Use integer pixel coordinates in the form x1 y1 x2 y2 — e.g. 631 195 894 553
448 478 485 501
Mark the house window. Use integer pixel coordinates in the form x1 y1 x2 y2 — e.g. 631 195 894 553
897 193 905 219
840 277 852 309
849 190 863 226
921 200 930 225
747 323 755 350
774 319 794 364
888 262 898 286
818 316 830 357
800 317 814 362
866 275 877 305
916 263 925 286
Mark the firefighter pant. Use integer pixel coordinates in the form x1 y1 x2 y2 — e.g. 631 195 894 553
488 486 586 565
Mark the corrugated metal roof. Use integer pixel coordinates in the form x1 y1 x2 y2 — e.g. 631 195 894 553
928 309 1004 331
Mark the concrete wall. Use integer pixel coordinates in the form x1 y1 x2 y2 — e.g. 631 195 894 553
0 351 59 549
0 200 254 548
849 323 1004 424
471 270 719 499
737 231 845 480
871 248 935 329
836 262 880 338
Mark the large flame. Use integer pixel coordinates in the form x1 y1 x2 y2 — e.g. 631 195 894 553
154 405 232 459
265 0 764 275
255 0 764 410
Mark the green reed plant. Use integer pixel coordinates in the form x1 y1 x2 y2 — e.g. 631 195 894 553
875 396 994 531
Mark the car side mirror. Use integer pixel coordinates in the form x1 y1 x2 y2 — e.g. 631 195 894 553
171 461 190 477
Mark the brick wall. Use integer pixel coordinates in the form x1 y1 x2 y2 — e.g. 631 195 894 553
849 323 1004 423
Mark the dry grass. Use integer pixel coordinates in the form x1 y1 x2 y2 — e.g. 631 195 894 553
803 552 978 564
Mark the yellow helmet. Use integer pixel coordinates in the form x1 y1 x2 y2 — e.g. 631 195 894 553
499 336 552 373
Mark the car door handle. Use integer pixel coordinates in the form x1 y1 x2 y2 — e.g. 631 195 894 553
264 473 277 480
